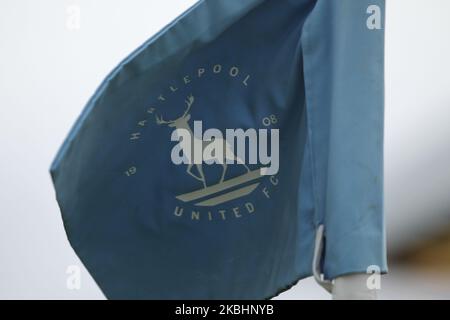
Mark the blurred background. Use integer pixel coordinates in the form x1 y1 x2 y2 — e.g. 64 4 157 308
0 0 449 299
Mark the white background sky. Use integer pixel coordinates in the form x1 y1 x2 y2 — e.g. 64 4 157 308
0 0 449 299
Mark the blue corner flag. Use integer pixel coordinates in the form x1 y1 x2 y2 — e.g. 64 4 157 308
51 0 387 299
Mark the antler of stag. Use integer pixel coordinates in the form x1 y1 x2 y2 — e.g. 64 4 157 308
155 114 173 125
154 94 194 125
182 94 194 118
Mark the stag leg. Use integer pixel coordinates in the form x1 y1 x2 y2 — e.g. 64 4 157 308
220 163 228 183
236 157 251 172
195 164 207 188
187 164 206 186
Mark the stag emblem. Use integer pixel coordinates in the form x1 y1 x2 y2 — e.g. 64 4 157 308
155 94 250 189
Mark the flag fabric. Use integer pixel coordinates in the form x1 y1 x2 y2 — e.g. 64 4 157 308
50 0 387 299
